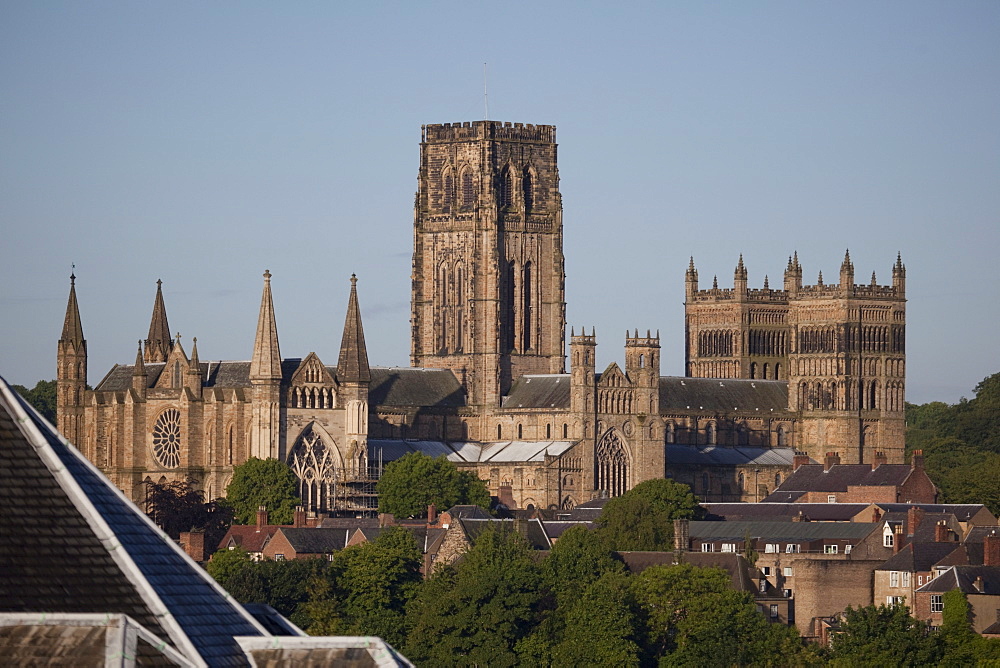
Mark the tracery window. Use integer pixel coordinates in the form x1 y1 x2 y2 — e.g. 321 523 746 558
152 409 181 469
596 430 629 498
287 424 339 512
461 170 474 209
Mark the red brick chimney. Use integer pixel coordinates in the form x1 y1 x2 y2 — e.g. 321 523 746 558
893 523 904 554
793 452 810 471
906 506 925 537
872 507 882 523
180 530 205 562
498 483 516 509
823 452 840 472
427 503 437 525
935 521 950 543
872 452 887 470
256 505 268 529
985 532 1000 566
911 449 925 470
293 505 306 528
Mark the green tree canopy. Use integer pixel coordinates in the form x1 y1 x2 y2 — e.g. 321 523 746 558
828 603 942 667
12 379 57 424
225 457 300 525
405 524 543 666
376 451 490 518
597 478 702 551
551 571 640 668
542 524 623 607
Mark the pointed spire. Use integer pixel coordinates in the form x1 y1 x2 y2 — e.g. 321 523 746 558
190 336 200 365
571 326 575 337
736 253 746 276
786 255 794 271
337 274 371 383
144 279 172 363
763 275 770 289
893 252 905 275
712 275 719 290
133 341 145 375
817 270 824 286
250 270 282 381
841 249 853 271
793 251 801 270
60 272 85 345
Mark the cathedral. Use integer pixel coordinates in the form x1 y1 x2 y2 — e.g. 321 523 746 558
57 120 907 515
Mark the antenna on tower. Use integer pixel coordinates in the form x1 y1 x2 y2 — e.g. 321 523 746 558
484 62 489 120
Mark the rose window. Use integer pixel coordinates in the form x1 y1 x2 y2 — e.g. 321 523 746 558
152 409 181 469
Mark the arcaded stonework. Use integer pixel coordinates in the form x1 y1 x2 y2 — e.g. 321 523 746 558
58 119 908 514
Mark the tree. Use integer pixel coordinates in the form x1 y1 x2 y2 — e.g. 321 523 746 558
376 451 490 518
405 524 543 666
225 457 300 525
630 562 808 667
552 571 640 668
12 379 57 424
330 526 424 647
144 478 233 545
542 525 623 607
597 478 702 551
205 547 323 622
828 603 942 667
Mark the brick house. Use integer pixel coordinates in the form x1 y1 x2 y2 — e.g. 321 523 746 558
913 532 1000 632
763 451 936 504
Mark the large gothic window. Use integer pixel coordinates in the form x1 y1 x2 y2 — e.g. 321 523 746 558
596 429 629 498
461 170 474 209
498 165 513 208
152 408 181 469
287 424 339 513
522 167 533 214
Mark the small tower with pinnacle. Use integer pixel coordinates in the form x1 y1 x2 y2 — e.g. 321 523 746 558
249 270 283 459
57 271 87 449
336 274 372 464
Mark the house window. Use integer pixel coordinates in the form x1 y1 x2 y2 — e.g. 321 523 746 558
890 571 899 587
327 554 335 562
887 596 904 606
884 532 894 547
824 545 839 554
722 543 736 553
931 595 943 613
762 567 771 576
765 543 779 553
769 605 779 618
845 545 852 555
760 580 768 593
701 543 714 552
783 567 793 577
275 554 285 561
827 494 837 503
783 589 792 598
785 544 800 553
918 576 924 586
901 572 911 587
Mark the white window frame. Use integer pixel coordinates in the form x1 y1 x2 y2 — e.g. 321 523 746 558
890 571 899 587
766 543 779 553
827 494 837 503
785 543 800 553
783 566 793 577
931 595 943 613
887 596 904 606
824 544 839 554
901 571 911 588
769 604 779 618
761 566 771 576
701 543 714 552
845 544 852 555
721 543 736 553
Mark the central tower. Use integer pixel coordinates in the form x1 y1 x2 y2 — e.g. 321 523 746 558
411 121 566 408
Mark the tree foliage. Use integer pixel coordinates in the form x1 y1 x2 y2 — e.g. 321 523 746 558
597 478 702 551
12 379 57 424
405 524 543 666
828 603 942 667
376 451 490 518
144 478 232 545
906 372 1000 514
225 457 300 525
552 571 639 668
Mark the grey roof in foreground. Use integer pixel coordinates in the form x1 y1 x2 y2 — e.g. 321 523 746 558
688 520 877 542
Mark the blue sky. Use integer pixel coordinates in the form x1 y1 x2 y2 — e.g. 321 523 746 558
2 1 998 404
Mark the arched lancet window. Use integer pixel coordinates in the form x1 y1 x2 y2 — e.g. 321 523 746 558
442 170 455 210
522 167 533 214
497 424 503 440
498 165 513 208
774 362 781 380
461 170 474 209
596 430 630 498
706 422 717 445
562 423 568 439
546 424 551 439
522 261 532 351
775 473 782 488
777 425 787 447
750 362 757 379
287 424 338 513
665 422 675 444
738 472 745 492
763 363 769 380
517 424 523 439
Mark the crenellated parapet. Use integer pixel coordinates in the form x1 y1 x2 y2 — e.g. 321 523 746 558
423 120 555 144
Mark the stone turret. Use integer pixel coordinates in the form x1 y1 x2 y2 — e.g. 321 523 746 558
570 327 597 422
249 270 282 459
131 341 146 396
734 254 748 299
144 280 172 363
784 252 802 294
337 275 371 464
57 272 87 447
840 249 854 296
892 252 905 297
625 329 660 416
685 257 699 300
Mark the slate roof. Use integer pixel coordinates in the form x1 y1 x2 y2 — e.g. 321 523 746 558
772 463 914 493
966 526 1000 543
658 377 788 413
278 527 353 554
558 497 610 521
368 367 465 407
702 502 870 522
688 520 877 542
0 375 267 665
95 360 256 392
877 503 992 522
666 445 798 468
446 505 493 520
540 520 597 539
877 542 962 573
916 566 1000 595
502 375 571 409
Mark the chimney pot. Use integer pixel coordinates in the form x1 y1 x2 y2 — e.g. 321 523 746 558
935 520 949 543
823 452 840 472
793 452 809 471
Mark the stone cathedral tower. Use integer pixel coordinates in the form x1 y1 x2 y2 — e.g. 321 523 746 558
411 121 567 409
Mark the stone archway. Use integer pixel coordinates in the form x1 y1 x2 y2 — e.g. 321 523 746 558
596 429 630 498
287 423 342 513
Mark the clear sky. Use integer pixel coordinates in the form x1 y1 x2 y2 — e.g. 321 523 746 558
2 1 998 404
